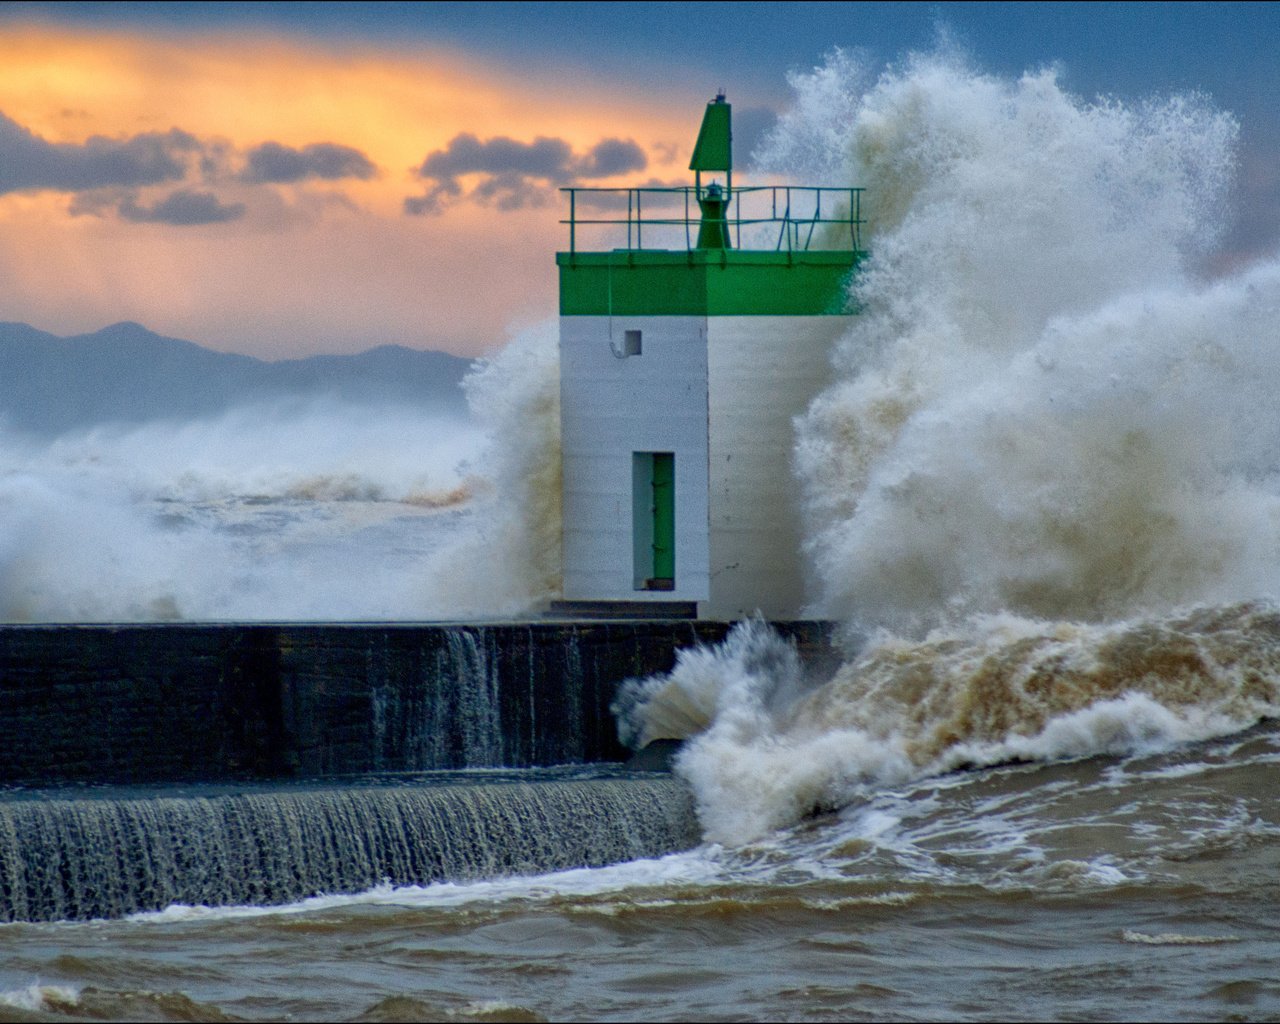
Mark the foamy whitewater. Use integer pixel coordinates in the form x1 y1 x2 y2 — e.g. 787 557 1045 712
0 402 480 620
622 52 1280 844
0 321 563 620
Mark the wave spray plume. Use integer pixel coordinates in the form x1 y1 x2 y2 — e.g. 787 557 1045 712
624 52 1280 844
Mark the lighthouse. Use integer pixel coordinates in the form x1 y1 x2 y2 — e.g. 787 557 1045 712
554 93 864 619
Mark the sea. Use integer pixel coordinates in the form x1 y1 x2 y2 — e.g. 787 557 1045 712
4 52 1280 1021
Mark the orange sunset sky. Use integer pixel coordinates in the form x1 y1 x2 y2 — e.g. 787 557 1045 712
2 3 1278 358
0 20 709 357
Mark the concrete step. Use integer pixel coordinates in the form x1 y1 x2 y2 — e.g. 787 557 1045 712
545 600 698 620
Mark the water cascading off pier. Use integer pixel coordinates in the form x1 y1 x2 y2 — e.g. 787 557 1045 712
0 619 834 921
0 775 698 923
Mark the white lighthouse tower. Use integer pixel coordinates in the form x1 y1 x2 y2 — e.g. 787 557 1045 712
553 94 864 620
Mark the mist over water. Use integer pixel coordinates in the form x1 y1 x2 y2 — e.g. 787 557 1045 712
626 53 1280 844
0 400 485 620
0 314 569 620
419 322 563 618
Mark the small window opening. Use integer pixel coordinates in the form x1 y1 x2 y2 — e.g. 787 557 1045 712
623 329 642 356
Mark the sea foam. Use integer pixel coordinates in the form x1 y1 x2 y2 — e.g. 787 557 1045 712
624 52 1280 843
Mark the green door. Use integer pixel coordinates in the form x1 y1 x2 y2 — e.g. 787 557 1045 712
650 452 675 585
633 452 675 590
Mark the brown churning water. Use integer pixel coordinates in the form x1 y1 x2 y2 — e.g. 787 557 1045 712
2 724 1279 1021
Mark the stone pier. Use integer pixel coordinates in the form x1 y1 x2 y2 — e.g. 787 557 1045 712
0 620 835 785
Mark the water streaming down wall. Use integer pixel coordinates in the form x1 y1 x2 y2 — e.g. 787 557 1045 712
0 620 833 921
0 777 699 922
0 621 833 785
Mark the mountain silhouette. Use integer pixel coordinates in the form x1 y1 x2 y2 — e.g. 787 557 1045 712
0 321 473 434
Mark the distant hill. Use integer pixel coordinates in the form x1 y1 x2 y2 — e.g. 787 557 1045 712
0 321 473 434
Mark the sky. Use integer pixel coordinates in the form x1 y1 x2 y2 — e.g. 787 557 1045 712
0 1 1277 359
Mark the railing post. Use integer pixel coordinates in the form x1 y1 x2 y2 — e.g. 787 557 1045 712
778 186 788 253
569 190 576 254
805 189 821 250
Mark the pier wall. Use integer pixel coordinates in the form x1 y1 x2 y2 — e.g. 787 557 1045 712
0 620 835 785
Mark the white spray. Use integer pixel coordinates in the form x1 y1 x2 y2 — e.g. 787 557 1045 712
623 52 1280 843
0 401 486 620
418 321 563 617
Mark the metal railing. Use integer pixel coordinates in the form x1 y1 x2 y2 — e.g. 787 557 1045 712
561 185 864 254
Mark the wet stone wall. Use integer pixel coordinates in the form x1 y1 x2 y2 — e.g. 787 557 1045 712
0 621 834 785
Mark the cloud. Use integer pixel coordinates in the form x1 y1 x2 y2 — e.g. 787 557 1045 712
0 110 378 228
117 189 246 225
419 133 573 181
71 186 245 225
240 141 377 184
403 191 449 216
0 111 199 195
577 137 647 177
650 140 682 165
405 132 647 215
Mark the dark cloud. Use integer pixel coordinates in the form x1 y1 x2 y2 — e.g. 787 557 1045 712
576 138 646 178
198 138 236 181
0 112 198 195
470 171 557 212
419 133 573 181
240 141 377 184
66 190 119 218
0 111 379 231
404 192 447 216
117 189 245 225
405 132 648 215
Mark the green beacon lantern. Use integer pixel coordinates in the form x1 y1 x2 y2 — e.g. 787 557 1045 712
553 92 865 621
691 92 732 249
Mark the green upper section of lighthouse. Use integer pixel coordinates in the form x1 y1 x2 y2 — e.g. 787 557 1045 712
557 92 864 317
689 92 732 173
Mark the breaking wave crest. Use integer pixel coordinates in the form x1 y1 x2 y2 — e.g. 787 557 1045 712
624 606 1280 844
790 52 1258 633
418 322 562 617
622 52 1280 844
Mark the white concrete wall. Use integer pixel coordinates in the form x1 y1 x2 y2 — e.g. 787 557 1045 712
705 316 850 619
560 316 710 602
